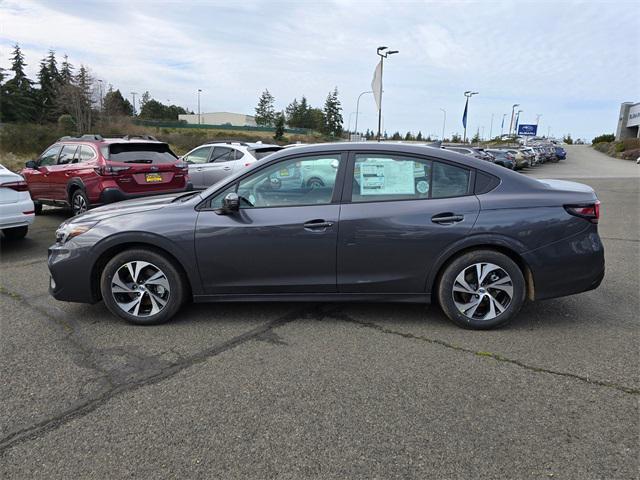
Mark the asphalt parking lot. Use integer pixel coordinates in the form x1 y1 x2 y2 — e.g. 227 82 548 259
1 145 638 479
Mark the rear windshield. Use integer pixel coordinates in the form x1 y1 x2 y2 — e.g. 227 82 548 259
250 147 282 160
104 143 178 164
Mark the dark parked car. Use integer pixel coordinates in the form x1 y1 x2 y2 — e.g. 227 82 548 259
49 143 604 330
21 135 191 215
484 149 516 169
555 146 567 160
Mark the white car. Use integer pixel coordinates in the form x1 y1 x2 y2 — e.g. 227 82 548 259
0 164 35 239
181 141 282 189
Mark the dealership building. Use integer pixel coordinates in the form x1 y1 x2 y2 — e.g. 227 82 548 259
178 112 257 127
615 102 640 140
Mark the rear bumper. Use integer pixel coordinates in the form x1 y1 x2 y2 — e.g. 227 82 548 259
0 197 35 230
98 182 193 205
523 226 605 301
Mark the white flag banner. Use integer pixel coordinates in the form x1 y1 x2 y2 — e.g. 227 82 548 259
371 60 382 111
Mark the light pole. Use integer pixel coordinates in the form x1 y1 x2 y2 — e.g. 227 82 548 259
536 114 542 136
375 46 398 142
515 109 523 135
439 108 446 141
130 92 137 116
508 104 519 137
462 91 478 143
500 113 507 137
347 111 357 133
355 90 373 136
489 113 494 140
97 79 103 112
197 89 202 125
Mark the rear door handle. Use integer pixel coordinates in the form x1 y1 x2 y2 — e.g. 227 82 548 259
431 213 464 224
223 167 232 171
303 219 334 230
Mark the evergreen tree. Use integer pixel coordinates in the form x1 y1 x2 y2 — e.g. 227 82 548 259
273 111 285 141
322 87 343 137
60 54 74 85
404 131 413 141
391 131 402 140
416 131 423 141
2 44 36 122
36 50 61 123
104 88 133 117
285 98 300 126
254 89 275 126
140 91 151 111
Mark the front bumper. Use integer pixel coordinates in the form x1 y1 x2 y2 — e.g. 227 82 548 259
48 241 99 303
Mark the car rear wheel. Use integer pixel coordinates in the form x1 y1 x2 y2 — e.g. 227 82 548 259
2 226 28 240
71 189 89 216
100 249 186 325
437 250 525 330
307 177 324 188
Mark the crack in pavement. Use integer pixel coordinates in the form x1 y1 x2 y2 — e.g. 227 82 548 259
327 311 640 396
0 303 328 455
600 236 640 243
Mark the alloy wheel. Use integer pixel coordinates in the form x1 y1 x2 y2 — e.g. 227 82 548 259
111 261 171 317
73 194 87 214
452 262 513 321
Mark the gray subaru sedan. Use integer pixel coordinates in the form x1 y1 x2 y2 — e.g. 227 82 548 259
48 143 604 329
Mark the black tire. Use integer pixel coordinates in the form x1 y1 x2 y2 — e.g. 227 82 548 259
306 177 324 188
100 249 186 325
71 189 89 216
437 249 526 330
2 226 28 240
34 202 43 215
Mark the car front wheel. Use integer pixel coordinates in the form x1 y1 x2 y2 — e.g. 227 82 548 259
437 250 526 330
71 189 89 215
100 249 186 325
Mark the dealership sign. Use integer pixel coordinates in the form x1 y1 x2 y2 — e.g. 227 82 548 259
518 124 538 136
627 103 640 127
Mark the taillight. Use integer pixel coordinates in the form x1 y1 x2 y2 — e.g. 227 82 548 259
1 180 29 192
174 162 188 171
94 165 131 176
564 200 600 223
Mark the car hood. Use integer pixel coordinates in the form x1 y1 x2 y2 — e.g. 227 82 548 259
71 192 197 224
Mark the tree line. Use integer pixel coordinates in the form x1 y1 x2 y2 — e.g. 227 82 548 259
254 88 344 137
0 45 189 133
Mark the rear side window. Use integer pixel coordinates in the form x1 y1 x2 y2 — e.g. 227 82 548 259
211 147 234 163
79 146 96 162
58 144 78 164
106 143 177 164
431 162 470 198
39 145 62 166
351 154 432 203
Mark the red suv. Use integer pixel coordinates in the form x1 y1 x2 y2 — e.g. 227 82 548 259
21 135 191 215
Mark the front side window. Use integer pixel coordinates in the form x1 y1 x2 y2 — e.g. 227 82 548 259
184 146 212 164
39 145 62 166
351 154 432 203
209 154 341 209
58 144 78 164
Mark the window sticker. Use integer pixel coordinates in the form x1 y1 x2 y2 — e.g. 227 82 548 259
360 159 415 195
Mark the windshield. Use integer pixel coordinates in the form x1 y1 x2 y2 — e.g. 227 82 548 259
106 143 178 164
250 147 282 160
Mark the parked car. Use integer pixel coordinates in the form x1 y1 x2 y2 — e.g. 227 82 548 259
20 135 191 216
520 147 539 166
48 143 604 330
555 146 567 160
182 141 282 189
484 149 516 169
0 165 35 239
500 149 529 169
442 146 494 162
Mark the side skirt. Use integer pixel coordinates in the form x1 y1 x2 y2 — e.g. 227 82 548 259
193 293 431 304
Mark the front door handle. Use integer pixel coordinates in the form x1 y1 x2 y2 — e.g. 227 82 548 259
303 219 334 230
223 166 232 171
431 213 464 224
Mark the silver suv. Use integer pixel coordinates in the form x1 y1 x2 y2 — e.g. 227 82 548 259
181 141 282 189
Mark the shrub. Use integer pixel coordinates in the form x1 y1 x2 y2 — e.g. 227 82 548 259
592 133 615 144
614 142 625 153
0 123 61 154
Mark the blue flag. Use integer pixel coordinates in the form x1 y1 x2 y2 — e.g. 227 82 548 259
501 115 505 129
462 98 468 128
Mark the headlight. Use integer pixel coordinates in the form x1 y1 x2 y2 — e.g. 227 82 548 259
55 222 97 244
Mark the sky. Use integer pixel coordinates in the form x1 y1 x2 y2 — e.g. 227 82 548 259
1 0 639 141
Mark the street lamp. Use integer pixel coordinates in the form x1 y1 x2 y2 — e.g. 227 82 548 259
501 113 507 137
489 113 494 140
462 91 478 143
509 103 520 136
354 90 373 136
197 89 202 125
515 109 523 135
439 108 446 141
130 92 138 116
374 46 399 142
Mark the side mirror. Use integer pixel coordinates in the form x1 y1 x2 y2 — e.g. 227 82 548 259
222 192 240 212
25 160 38 169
